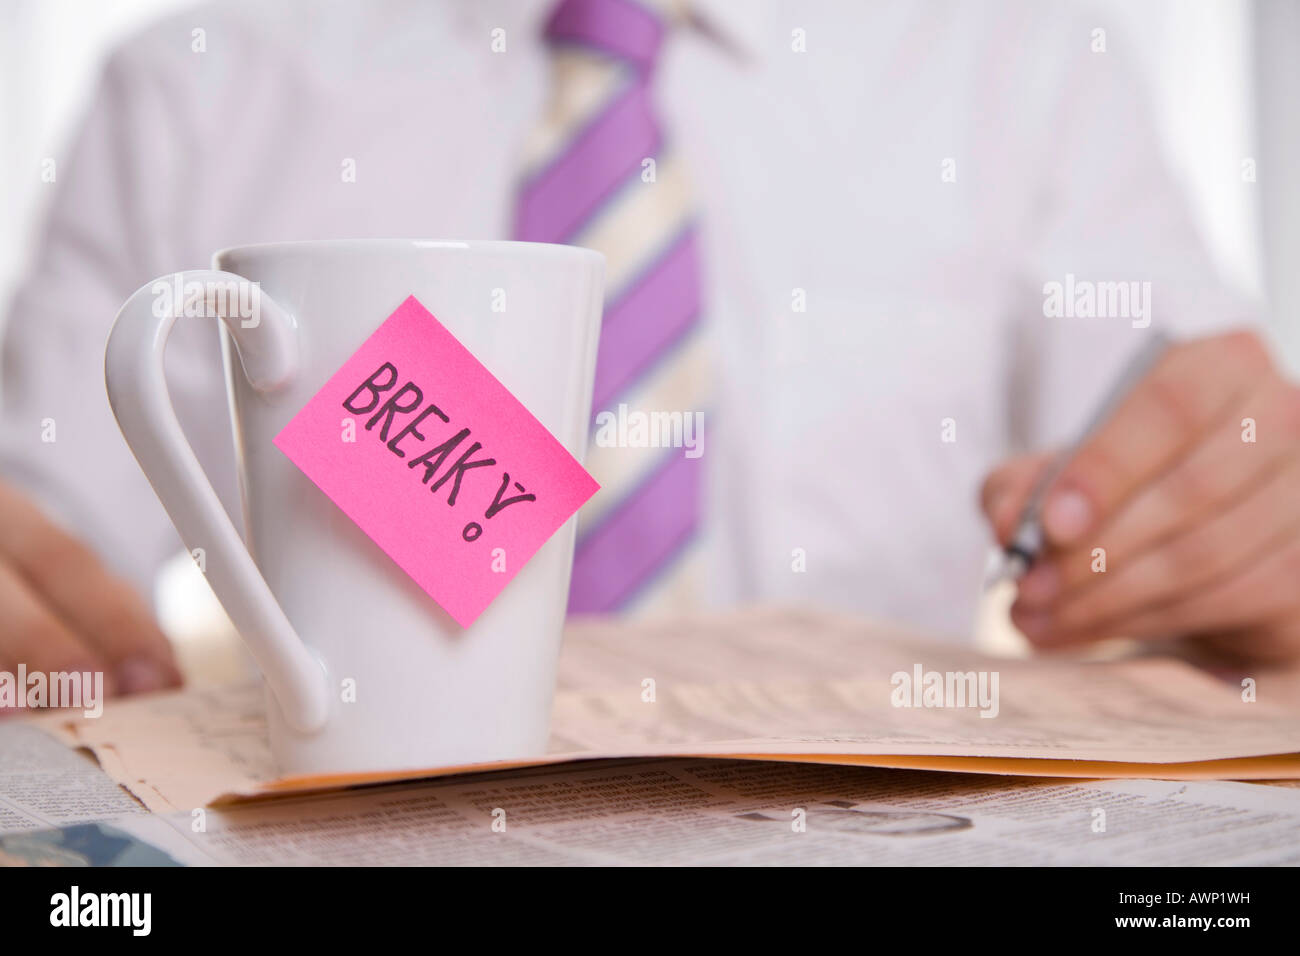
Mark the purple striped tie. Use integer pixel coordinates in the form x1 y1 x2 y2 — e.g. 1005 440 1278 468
515 0 705 614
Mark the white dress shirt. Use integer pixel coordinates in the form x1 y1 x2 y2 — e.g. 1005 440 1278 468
0 0 1253 641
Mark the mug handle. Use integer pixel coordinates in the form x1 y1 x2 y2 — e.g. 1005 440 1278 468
104 270 330 733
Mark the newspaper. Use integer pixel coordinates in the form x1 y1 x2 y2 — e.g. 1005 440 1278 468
5 757 1300 866
0 723 145 832
30 607 1300 812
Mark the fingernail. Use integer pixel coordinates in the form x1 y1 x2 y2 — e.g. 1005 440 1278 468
986 490 1019 543
116 657 168 695
992 493 1017 531
1044 489 1093 544
1017 564 1060 606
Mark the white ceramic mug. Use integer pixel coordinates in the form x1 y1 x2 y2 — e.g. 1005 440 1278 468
104 240 604 775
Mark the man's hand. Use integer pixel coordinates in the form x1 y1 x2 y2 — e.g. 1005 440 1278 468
981 329 1300 663
0 478 182 708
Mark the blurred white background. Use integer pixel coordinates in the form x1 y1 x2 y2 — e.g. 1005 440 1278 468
0 0 192 325
0 0 1296 656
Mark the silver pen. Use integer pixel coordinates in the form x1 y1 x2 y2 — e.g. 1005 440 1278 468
987 330 1172 586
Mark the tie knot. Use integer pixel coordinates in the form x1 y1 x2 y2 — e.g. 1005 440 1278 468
544 0 669 72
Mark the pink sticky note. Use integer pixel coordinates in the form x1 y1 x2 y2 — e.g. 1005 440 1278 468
274 295 599 627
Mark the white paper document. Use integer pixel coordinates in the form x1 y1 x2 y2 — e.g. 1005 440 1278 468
33 607 1300 814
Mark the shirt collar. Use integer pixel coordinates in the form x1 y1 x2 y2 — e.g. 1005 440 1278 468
482 0 766 66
